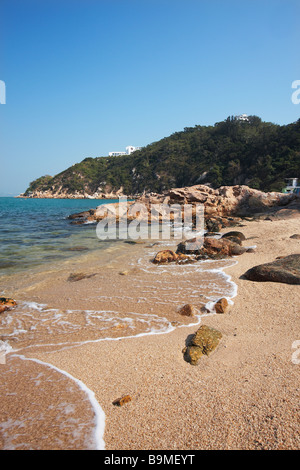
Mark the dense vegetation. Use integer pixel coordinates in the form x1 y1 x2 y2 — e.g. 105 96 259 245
24 116 300 196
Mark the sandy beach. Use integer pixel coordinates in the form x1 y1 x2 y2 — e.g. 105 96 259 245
1 213 299 450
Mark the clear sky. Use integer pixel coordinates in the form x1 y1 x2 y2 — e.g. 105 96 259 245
1 0 299 196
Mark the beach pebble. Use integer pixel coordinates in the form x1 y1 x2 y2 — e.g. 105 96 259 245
0 297 17 314
112 395 132 406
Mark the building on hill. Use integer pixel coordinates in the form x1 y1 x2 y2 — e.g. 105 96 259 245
236 114 249 122
109 145 141 157
283 178 300 194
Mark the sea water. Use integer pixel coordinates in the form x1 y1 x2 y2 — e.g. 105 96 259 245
0 197 121 274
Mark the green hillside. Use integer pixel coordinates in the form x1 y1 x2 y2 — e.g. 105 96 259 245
24 116 300 196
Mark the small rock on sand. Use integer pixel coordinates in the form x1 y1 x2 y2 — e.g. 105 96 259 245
183 325 222 365
178 304 197 317
112 395 132 406
0 297 17 314
214 298 230 314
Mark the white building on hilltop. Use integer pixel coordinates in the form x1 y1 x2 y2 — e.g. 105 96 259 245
236 114 249 122
109 145 141 157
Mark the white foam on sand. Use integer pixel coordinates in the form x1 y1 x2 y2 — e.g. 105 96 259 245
11 354 106 450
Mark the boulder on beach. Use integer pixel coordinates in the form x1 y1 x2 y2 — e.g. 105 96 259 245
244 254 300 285
183 325 222 365
221 231 246 242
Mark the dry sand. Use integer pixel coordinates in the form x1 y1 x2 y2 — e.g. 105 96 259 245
21 214 300 450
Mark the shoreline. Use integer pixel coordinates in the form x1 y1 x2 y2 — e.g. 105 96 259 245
1 214 300 449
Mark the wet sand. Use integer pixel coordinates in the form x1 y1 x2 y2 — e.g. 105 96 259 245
1 215 300 449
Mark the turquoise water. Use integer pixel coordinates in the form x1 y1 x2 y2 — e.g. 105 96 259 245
0 197 119 274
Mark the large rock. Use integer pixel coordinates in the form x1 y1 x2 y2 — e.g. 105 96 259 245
183 325 222 365
221 231 246 241
244 254 300 285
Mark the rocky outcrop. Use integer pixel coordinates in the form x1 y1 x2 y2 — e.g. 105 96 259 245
67 184 298 229
165 184 297 217
18 186 126 199
183 325 222 365
244 254 300 285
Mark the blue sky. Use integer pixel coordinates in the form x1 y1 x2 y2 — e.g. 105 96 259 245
1 0 300 195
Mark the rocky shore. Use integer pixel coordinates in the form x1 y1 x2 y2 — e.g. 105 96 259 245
16 187 127 199
66 184 300 227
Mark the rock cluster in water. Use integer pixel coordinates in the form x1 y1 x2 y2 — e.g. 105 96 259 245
152 230 250 266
